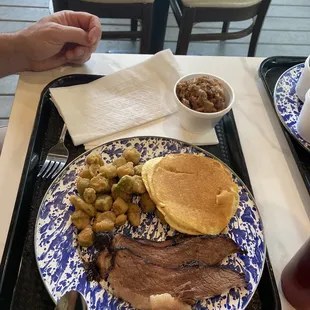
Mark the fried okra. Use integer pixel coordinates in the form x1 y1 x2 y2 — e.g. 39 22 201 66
83 188 96 204
113 197 128 216
115 175 145 194
134 164 144 176
72 148 150 234
111 184 131 202
95 195 113 212
99 164 117 179
93 219 114 233
77 226 94 247
132 175 146 194
89 175 110 193
89 163 101 177
140 192 156 213
93 211 116 233
79 169 92 179
86 153 104 166
69 195 96 217
117 175 133 193
127 203 141 226
116 162 134 178
113 156 126 168
77 177 90 196
115 214 127 227
95 211 116 225
127 203 140 214
128 212 140 227
71 210 90 230
123 148 141 165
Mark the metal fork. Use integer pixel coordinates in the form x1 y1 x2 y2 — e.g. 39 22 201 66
37 124 69 179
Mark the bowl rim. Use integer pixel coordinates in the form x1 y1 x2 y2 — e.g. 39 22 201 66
174 72 235 117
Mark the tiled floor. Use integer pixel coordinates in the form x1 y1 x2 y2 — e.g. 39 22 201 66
0 0 310 118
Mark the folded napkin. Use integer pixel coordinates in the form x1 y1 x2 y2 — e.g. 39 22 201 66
50 50 182 146
296 55 310 102
84 113 219 150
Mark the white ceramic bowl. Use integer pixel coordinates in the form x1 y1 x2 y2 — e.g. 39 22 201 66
174 73 235 133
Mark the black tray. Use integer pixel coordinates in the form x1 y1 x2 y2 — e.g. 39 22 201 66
0 74 281 310
259 56 310 195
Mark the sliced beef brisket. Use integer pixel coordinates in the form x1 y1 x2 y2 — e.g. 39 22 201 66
105 249 246 310
112 233 242 266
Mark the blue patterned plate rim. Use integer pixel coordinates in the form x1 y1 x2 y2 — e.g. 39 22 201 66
34 135 266 310
273 63 310 153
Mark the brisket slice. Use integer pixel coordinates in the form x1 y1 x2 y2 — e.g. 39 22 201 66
106 249 246 310
112 234 242 267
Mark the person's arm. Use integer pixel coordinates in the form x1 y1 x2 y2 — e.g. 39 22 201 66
0 11 101 78
0 33 28 78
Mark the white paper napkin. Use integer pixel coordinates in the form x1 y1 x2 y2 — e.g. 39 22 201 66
50 50 182 146
296 55 310 102
84 113 218 150
297 88 310 142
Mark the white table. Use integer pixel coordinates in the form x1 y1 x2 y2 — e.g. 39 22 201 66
0 54 309 309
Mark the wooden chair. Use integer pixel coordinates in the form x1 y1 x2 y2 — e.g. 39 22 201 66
52 0 153 54
169 0 272 56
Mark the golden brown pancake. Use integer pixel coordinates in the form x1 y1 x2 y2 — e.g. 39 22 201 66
142 154 239 235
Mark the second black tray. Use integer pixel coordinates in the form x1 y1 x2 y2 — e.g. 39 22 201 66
259 56 310 195
0 74 281 310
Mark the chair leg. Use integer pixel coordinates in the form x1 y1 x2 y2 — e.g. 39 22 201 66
248 0 271 57
131 19 138 41
140 4 153 54
176 8 195 55
222 21 230 34
52 0 68 11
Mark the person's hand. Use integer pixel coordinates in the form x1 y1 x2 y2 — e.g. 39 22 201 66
17 10 101 71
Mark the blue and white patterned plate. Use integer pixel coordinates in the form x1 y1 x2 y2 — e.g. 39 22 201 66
35 136 265 310
273 63 310 152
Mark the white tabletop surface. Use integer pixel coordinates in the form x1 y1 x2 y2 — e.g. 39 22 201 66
0 53 309 309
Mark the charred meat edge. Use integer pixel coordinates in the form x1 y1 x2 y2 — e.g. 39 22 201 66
96 232 246 254
112 235 243 267
105 248 246 307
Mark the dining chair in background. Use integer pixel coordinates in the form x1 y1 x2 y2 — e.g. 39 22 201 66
52 0 154 54
169 0 272 56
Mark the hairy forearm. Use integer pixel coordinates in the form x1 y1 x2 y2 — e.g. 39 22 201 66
0 33 28 78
